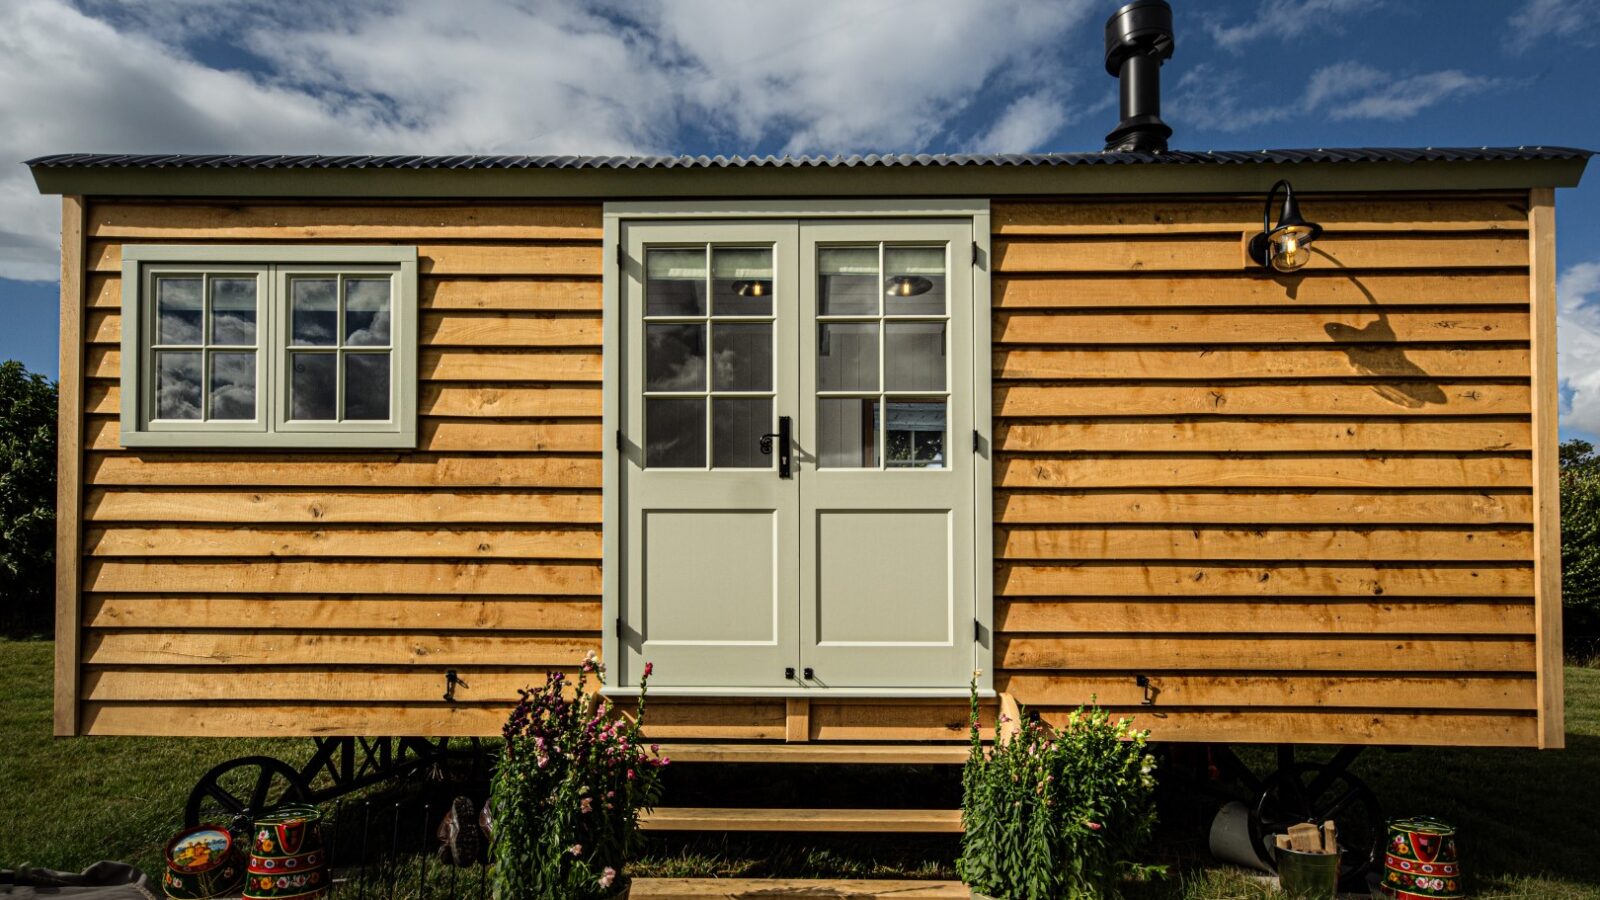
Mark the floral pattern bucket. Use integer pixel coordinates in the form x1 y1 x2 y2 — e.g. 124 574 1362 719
1380 817 1462 899
243 805 329 900
163 824 246 899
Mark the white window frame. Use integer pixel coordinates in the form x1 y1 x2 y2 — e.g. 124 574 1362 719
119 245 418 449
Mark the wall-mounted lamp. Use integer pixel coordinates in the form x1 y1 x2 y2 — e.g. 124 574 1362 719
733 279 771 298
886 275 933 297
1248 179 1323 272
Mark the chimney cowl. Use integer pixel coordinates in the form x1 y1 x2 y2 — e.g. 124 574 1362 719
1103 0 1175 154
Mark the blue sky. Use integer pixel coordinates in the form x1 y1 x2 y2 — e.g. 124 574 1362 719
2 0 1598 439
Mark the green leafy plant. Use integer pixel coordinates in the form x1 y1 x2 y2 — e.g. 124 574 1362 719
489 654 667 899
1562 439 1600 636
0 360 56 636
958 679 1158 900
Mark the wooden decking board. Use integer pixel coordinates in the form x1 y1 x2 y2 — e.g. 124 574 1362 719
631 878 968 899
639 807 963 833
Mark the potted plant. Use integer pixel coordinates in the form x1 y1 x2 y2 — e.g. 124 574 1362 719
489 653 667 899
958 677 1159 900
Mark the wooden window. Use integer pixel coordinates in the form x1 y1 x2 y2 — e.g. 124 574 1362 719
119 245 417 448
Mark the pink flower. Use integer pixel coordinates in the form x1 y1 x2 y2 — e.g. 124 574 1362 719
627 769 636 780
643 662 654 677
1086 821 1103 831
598 867 616 889
568 844 583 857
580 797 593 814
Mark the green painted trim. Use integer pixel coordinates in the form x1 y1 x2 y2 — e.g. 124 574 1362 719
600 212 623 682
31 157 1589 198
971 205 995 694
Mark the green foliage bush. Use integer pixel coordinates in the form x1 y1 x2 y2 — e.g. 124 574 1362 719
489 655 665 899
958 683 1159 900
0 361 56 636
1562 439 1600 631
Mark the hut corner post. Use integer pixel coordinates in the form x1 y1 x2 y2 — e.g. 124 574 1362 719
1530 186 1564 750
55 195 85 737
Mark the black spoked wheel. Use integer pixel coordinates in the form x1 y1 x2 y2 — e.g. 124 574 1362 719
1252 761 1385 889
185 756 311 830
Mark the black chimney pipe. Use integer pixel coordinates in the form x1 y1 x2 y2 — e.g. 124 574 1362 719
1104 0 1175 153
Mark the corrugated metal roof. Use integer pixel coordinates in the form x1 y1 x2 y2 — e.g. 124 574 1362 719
23 146 1595 171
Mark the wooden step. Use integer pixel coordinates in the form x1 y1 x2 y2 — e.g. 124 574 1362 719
652 742 970 765
631 878 968 898
639 806 963 833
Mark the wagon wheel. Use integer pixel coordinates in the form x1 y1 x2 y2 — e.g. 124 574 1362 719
185 756 311 830
1251 761 1384 889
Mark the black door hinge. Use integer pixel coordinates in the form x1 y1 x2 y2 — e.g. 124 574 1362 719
614 617 623 637
973 429 980 453
972 241 980 266
785 667 796 680
617 245 626 267
615 429 623 451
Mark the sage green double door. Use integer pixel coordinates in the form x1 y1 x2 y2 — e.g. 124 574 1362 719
620 218 977 692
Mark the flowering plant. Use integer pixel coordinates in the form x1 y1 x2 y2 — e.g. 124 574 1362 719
958 677 1158 900
489 653 667 899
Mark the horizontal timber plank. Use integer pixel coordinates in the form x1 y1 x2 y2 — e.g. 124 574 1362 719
990 197 1529 235
421 349 601 382
85 525 601 559
88 241 602 276
639 807 962 833
995 598 1534 634
995 525 1532 561
993 346 1530 380
807 702 977 742
993 234 1526 273
423 278 601 311
85 559 601 595
421 313 601 347
82 595 601 631
85 416 603 452
993 272 1530 308
421 384 602 417
81 666 562 702
87 203 602 240
84 489 600 524
650 743 969 764
998 635 1534 672
997 673 1537 711
80 702 518 737
83 631 598 667
995 490 1533 525
631 877 968 898
995 454 1529 489
85 453 600 488
1041 708 1538 747
996 562 1532 597
87 273 118 309
995 310 1528 345
994 419 1532 453
994 383 1530 417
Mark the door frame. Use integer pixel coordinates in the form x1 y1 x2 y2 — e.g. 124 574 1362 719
601 199 993 698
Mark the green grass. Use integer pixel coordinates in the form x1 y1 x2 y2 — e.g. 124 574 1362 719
3 637 1599 898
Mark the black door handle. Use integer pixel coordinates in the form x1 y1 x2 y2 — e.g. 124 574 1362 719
759 416 792 478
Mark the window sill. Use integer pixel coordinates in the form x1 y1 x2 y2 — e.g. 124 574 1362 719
117 430 417 450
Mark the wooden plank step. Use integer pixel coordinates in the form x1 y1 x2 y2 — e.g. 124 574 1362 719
631 878 968 898
639 807 963 833
653 742 969 765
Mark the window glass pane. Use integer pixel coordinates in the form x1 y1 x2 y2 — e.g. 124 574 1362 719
210 278 257 346
154 351 202 420
817 323 878 391
886 401 945 469
711 322 772 391
818 398 879 468
818 247 878 315
289 352 338 420
645 398 705 468
344 353 391 420
884 322 946 391
712 397 772 469
290 278 339 346
344 278 391 346
208 351 256 420
711 247 774 316
645 248 707 316
884 246 946 315
646 324 706 391
156 277 203 345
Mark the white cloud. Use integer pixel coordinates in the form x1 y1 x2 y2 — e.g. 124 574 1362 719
1506 0 1600 54
1206 0 1384 53
1559 261 1600 439
0 0 1100 281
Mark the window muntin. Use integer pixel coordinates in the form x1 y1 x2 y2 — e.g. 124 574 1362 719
284 273 394 424
143 267 265 427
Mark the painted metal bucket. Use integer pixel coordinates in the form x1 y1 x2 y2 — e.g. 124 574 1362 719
243 805 329 900
1380 817 1462 899
163 824 247 899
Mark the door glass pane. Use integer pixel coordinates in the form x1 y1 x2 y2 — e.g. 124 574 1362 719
818 397 880 468
817 323 878 391
886 401 946 469
711 322 772 391
884 246 946 315
713 397 772 469
884 322 946 391
155 277 203 345
344 353 391 420
154 351 202 419
646 398 706 468
646 248 707 316
290 278 339 346
209 278 257 346
289 352 337 420
646 324 705 391
208 351 255 419
344 278 391 346
712 247 773 316
819 247 878 315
